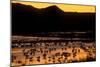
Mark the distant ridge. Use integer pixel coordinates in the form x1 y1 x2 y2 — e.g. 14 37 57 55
12 3 95 35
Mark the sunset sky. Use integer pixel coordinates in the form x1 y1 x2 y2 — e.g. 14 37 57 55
12 1 95 13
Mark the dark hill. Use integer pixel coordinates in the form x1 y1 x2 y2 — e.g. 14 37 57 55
12 3 95 35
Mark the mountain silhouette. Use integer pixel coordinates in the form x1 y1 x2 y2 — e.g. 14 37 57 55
12 3 95 36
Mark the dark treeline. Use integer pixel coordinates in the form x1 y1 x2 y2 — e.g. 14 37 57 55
12 3 96 38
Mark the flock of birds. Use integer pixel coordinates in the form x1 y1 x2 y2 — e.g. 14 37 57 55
11 41 96 66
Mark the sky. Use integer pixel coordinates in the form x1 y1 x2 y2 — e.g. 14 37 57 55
12 1 95 13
